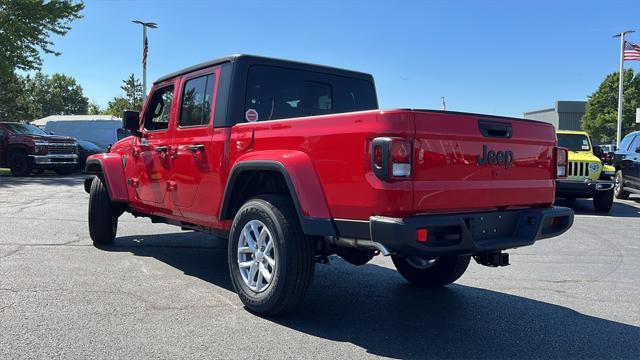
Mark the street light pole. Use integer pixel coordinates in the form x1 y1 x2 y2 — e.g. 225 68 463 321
613 30 635 148
132 20 158 97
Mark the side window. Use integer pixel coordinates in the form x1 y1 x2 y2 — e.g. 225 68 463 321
619 135 636 152
180 74 216 127
143 85 174 131
629 135 640 153
244 65 376 122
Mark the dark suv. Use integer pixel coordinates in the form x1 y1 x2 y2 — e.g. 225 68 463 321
613 130 640 199
0 122 78 176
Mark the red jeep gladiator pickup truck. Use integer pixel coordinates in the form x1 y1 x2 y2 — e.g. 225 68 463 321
85 55 573 315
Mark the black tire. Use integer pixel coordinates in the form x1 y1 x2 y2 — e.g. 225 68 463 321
55 168 74 176
32 169 45 175
88 176 117 245
228 194 315 316
8 151 32 177
392 255 470 288
614 171 630 200
593 189 614 212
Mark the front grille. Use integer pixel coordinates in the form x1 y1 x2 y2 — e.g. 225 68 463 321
568 161 590 177
47 143 76 155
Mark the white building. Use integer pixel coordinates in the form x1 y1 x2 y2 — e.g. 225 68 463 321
31 115 122 148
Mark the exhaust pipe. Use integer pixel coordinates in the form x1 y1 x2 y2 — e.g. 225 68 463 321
328 237 391 256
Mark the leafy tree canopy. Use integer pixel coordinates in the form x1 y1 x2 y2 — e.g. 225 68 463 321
0 0 84 75
582 69 640 144
104 74 144 117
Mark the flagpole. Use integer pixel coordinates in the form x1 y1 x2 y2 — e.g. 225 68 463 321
132 20 158 98
613 30 635 148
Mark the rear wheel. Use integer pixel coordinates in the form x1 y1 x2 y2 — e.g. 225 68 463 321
392 255 470 287
593 189 614 212
228 195 315 316
88 176 117 245
8 152 31 177
614 171 630 200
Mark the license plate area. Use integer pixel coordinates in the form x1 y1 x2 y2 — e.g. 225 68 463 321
466 211 519 241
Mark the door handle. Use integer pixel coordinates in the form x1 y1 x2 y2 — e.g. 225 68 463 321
154 146 168 153
189 144 205 153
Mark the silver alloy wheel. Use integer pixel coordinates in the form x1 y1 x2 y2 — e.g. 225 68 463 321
406 256 437 270
614 172 621 194
237 219 277 293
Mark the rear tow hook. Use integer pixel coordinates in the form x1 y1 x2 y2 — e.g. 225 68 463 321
473 252 510 267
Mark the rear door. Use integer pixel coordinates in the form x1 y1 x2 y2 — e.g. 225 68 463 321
624 135 640 187
412 111 557 213
134 83 176 205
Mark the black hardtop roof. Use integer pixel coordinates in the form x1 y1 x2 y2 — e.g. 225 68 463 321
154 54 374 84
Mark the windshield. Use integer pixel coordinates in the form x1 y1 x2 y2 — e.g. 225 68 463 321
3 123 48 136
557 133 591 152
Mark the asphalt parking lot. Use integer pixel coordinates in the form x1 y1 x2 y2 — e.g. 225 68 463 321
1 174 639 359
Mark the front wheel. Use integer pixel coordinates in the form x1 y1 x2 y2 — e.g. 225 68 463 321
593 189 614 212
8 152 32 177
392 255 470 287
614 171 630 200
228 195 315 316
88 176 117 245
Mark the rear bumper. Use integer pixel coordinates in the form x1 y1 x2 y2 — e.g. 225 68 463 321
335 207 574 257
556 179 613 198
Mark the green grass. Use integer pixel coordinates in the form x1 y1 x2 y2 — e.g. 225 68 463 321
0 168 11 176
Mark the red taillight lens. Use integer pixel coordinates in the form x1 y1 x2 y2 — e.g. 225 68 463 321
390 140 412 177
555 147 568 178
374 145 383 168
416 228 428 243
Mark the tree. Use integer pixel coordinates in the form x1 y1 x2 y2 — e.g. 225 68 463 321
121 73 144 111
87 101 102 115
0 0 84 75
104 74 144 117
582 69 640 144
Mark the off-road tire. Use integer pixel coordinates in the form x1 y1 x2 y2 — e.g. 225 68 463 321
593 189 614 212
88 176 117 245
228 195 315 316
55 168 73 176
392 255 470 288
8 151 31 177
614 171 630 200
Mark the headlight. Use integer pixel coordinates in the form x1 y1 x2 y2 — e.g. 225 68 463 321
589 163 600 173
34 142 48 154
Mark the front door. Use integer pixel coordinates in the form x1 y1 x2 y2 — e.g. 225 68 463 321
134 83 176 205
169 68 224 223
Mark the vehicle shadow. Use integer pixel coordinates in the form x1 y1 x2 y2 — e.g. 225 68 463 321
0 173 86 189
555 198 640 217
102 232 639 359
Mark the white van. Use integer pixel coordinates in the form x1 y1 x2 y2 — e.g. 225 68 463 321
32 115 122 149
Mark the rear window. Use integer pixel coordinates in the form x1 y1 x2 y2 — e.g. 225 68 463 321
244 65 376 122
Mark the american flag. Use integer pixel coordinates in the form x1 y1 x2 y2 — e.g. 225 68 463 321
143 37 148 68
624 41 640 61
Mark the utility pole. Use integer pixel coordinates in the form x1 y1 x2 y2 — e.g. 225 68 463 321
132 20 158 96
613 30 635 148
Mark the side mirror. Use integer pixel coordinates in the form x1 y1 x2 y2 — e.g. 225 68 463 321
593 146 603 157
122 110 141 133
116 128 132 141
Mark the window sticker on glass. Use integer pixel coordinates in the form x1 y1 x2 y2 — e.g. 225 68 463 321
245 108 259 122
582 139 589 150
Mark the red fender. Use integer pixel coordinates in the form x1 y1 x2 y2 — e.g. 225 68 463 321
85 153 128 202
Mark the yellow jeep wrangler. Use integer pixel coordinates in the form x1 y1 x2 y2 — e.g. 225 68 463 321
556 130 615 212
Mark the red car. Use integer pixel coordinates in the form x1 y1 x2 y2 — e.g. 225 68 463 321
85 55 573 315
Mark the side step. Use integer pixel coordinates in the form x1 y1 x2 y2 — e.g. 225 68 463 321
622 187 640 194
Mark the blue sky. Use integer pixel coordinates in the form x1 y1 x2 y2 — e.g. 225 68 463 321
40 0 640 117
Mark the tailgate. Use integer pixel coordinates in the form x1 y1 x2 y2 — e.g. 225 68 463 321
412 111 557 213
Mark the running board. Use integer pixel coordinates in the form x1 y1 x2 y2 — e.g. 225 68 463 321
623 187 640 194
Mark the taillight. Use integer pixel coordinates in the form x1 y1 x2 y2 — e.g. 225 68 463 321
390 140 412 177
555 147 568 179
372 137 413 180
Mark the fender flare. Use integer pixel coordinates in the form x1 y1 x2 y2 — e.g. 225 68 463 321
221 151 335 237
84 154 128 202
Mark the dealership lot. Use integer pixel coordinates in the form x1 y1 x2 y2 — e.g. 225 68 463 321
1 175 638 359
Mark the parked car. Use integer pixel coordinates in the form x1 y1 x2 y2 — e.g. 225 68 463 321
84 54 573 315
77 139 106 171
613 130 640 199
596 144 616 165
555 130 615 212
0 122 78 176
